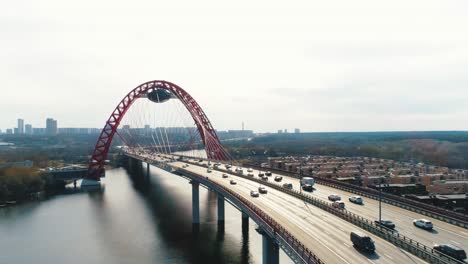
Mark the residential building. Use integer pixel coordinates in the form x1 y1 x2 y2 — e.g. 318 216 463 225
17 118 24 134
46 118 58 135
25 124 33 134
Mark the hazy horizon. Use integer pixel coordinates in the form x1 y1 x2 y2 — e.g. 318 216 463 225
1 0 467 132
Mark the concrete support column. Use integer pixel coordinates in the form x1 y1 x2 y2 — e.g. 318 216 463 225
192 181 200 225
217 194 225 224
242 211 249 233
262 234 279 264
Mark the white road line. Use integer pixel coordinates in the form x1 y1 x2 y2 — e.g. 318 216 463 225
436 226 468 239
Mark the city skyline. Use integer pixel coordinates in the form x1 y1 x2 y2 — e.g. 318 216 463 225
1 1 467 132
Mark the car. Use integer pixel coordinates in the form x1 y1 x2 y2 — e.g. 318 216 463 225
250 191 259 197
265 171 272 176
274 176 283 182
207 169 212 173
328 194 341 201
222 174 228 178
374 220 395 229
247 173 254 177
433 244 466 261
258 172 264 177
261 176 268 181
258 186 268 194
247 168 253 172
332 201 345 209
283 183 293 189
227 167 232 171
225 164 232 169
349 196 363 204
230 180 237 185
413 219 433 230
302 184 313 192
350 231 375 252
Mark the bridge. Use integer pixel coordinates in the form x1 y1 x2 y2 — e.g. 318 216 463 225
83 80 468 264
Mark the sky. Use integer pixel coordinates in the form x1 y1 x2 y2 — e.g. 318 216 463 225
1 0 467 133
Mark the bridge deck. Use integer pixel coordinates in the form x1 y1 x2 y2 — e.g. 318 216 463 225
138 154 427 264
221 165 468 250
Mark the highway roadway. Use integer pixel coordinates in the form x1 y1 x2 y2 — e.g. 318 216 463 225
143 154 427 264
215 164 468 254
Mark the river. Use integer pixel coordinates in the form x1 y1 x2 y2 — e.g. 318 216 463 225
0 166 293 264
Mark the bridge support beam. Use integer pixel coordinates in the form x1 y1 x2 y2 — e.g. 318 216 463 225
262 234 279 264
217 193 225 224
192 181 200 225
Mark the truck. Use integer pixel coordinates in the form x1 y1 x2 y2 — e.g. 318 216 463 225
300 177 315 187
350 232 375 252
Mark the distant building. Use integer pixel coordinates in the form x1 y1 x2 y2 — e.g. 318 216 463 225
46 118 58 135
58 128 101 135
17 118 24 134
284 129 288 133
278 129 283 134
6 128 13 134
227 130 253 138
32 128 46 135
294 128 300 133
25 124 33 134
14 128 18 134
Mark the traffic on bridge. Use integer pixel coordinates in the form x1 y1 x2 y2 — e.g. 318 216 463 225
79 80 467 264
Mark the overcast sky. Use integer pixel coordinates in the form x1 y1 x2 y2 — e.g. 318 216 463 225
1 0 467 132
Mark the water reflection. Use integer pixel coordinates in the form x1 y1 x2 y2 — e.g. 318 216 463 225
0 167 294 264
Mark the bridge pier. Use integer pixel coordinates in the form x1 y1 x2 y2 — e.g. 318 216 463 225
242 211 249 233
192 181 200 226
262 234 279 264
217 193 225 227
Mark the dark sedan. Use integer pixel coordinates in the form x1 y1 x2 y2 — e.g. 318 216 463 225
374 220 396 230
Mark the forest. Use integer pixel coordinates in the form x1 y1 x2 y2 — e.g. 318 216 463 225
226 131 468 169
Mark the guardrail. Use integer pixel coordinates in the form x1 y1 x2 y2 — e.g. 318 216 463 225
126 153 465 263
125 153 324 264
180 168 324 264
213 165 464 264
244 163 468 229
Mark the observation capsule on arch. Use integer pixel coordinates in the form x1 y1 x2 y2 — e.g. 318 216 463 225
147 89 174 103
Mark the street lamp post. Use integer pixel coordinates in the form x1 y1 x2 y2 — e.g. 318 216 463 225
299 159 303 194
379 181 382 222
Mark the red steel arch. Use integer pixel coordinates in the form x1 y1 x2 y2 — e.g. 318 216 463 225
87 80 230 181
